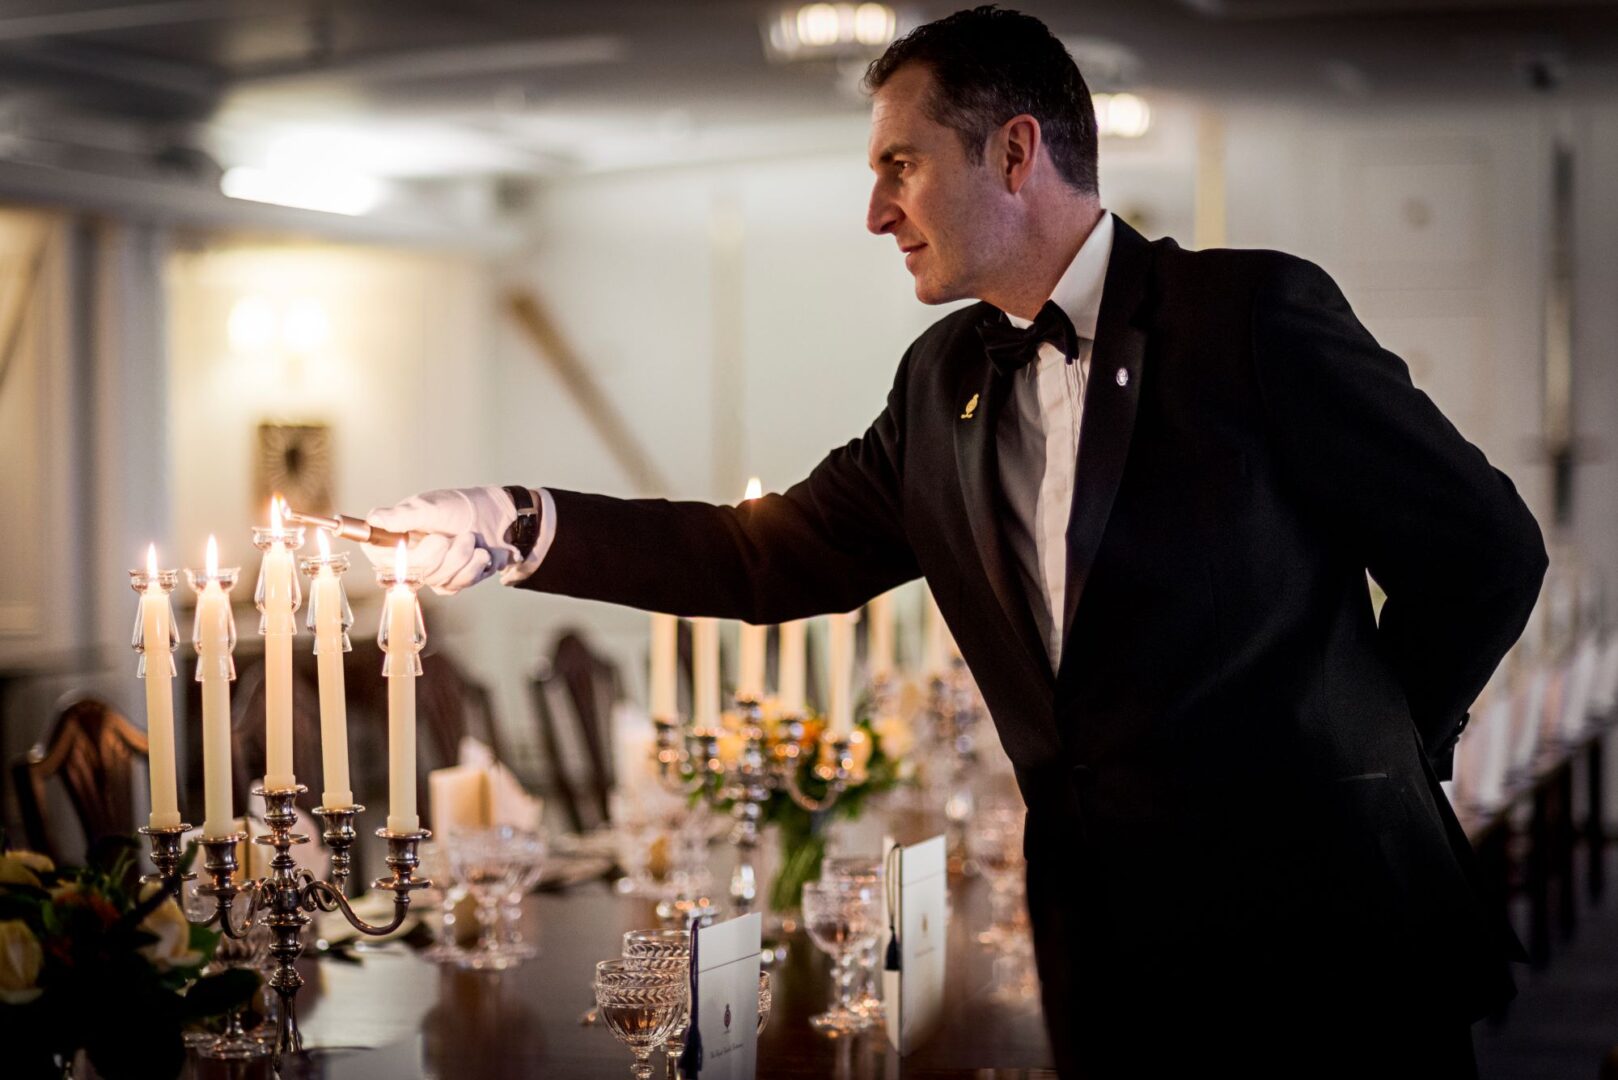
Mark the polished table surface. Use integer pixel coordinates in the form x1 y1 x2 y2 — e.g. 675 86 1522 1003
186 868 1056 1080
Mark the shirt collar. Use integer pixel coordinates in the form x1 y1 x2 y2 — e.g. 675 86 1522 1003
1004 209 1114 341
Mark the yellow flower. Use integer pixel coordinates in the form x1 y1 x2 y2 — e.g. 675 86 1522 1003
872 714 915 761
0 919 42 1004
6 851 53 875
136 883 203 972
0 855 41 888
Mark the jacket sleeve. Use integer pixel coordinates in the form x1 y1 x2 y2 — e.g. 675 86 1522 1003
1250 255 1548 780
515 346 922 623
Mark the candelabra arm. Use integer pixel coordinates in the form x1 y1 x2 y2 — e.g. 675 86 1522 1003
783 737 853 813
213 879 266 939
304 879 411 935
783 769 847 813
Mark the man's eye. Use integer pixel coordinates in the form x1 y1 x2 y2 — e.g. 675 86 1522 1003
894 161 911 174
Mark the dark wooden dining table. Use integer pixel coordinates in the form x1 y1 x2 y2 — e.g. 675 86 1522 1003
184 858 1056 1080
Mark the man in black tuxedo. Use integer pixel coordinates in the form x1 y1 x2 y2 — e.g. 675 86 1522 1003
368 6 1545 1076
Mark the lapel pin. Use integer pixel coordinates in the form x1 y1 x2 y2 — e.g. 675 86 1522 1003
1115 368 1129 388
961 393 979 420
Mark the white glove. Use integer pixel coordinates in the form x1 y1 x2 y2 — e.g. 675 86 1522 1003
363 487 519 596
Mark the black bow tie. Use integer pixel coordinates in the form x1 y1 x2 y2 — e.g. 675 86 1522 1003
977 300 1080 378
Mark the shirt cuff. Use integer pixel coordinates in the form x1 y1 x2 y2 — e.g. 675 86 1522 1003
499 487 557 586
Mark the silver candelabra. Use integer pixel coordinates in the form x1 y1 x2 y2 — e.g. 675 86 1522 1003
652 695 857 921
141 789 430 1068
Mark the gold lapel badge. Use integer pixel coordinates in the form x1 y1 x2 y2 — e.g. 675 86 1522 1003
960 393 979 420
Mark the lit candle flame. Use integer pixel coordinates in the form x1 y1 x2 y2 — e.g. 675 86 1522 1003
270 496 283 531
205 535 219 578
743 476 762 501
394 540 408 584
146 543 158 578
317 528 331 560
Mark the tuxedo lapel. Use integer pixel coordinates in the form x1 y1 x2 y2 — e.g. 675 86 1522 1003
1057 216 1155 681
953 326 1053 684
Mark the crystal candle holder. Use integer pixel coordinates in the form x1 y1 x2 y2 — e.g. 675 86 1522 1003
251 523 306 635
128 566 180 676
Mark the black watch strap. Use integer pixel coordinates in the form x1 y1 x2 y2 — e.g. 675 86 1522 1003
502 485 540 559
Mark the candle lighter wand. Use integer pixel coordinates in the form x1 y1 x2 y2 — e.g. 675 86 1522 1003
282 508 425 549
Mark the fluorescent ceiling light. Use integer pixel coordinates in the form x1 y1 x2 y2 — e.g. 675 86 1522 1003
220 165 384 216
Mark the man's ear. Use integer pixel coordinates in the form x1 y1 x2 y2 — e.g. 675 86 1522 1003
999 114 1041 194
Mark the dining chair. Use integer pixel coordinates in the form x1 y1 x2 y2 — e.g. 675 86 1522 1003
530 629 621 834
12 695 148 863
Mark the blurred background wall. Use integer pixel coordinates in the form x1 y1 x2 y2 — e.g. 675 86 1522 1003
0 0 1612 816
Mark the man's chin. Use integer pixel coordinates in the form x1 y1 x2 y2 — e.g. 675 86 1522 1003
911 275 961 306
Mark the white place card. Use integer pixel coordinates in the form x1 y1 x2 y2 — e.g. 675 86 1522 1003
883 834 947 1054
688 911 761 1079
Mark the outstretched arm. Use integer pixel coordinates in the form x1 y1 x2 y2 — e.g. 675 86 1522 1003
365 348 923 622
1251 256 1548 780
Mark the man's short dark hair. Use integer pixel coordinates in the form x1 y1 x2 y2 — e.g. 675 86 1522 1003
862 5 1099 195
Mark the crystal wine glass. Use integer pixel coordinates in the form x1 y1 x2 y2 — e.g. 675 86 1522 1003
420 838 472 965
969 805 1026 947
447 828 521 970
622 928 690 1074
822 855 885 1027
801 878 881 1036
497 826 547 962
593 958 684 1080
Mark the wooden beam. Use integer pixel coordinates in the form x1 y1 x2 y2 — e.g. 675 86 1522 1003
504 289 671 495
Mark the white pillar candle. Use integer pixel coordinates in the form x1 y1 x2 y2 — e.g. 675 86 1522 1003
649 612 678 720
778 619 807 714
191 537 239 839
134 545 180 829
305 530 354 809
737 621 766 701
828 610 857 737
380 542 424 834
868 590 896 679
692 616 720 728
255 497 302 792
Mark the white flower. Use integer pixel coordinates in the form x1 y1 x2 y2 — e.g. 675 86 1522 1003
136 883 203 972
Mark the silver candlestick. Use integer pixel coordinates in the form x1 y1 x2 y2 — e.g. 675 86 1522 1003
145 787 430 1069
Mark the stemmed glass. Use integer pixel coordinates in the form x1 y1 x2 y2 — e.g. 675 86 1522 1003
622 928 690 1076
969 805 1026 947
420 839 473 965
822 855 884 1027
447 827 521 970
181 876 272 1060
497 827 547 961
801 878 881 1036
593 958 685 1080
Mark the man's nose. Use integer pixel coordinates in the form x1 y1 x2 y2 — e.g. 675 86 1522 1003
867 187 899 236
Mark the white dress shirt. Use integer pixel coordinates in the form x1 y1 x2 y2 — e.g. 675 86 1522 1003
507 211 1116 676
995 210 1114 671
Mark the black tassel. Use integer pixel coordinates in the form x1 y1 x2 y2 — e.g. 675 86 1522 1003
677 915 704 1077
884 844 902 972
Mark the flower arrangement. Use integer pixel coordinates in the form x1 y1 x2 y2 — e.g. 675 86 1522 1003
752 692 911 914
0 835 257 1079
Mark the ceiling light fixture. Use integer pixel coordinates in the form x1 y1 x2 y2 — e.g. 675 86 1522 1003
1094 93 1152 139
765 3 897 61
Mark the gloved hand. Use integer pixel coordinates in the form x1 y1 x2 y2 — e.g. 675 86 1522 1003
362 487 519 596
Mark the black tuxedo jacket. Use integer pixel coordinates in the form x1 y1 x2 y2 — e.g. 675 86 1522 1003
521 215 1546 1047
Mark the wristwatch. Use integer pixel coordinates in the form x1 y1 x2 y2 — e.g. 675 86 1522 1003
502 485 541 560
